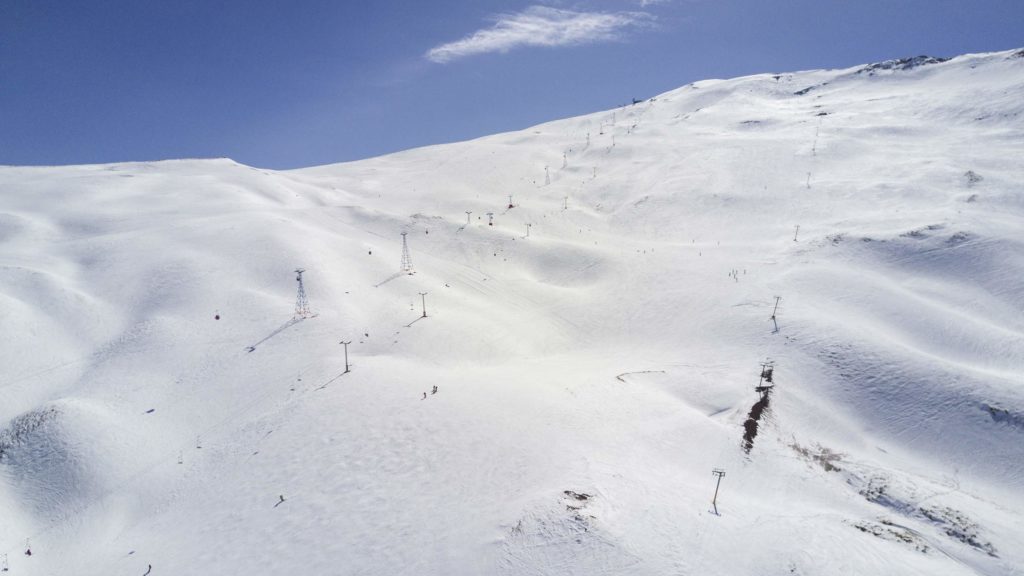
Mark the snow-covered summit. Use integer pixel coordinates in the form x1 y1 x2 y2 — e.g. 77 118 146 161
1 47 1022 575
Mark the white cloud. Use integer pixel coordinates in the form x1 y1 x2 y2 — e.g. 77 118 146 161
426 6 653 64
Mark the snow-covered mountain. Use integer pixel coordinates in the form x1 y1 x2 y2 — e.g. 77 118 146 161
1 48 1022 575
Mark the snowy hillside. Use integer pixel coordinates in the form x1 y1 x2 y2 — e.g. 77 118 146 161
2 48 1023 575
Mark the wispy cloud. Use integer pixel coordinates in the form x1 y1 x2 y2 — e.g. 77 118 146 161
426 6 654 64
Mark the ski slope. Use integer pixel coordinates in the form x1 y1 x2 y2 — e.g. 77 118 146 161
1 48 1023 575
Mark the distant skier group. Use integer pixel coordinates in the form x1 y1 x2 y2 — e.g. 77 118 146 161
422 385 438 400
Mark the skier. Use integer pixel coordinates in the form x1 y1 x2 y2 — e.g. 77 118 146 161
143 565 152 576
275 495 286 508
422 392 427 400
431 385 438 395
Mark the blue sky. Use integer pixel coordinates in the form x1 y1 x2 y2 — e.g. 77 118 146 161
2 0 1021 169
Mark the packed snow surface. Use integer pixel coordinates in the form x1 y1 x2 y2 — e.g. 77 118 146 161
1 48 1023 575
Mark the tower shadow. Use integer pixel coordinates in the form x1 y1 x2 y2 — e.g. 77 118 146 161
245 316 305 353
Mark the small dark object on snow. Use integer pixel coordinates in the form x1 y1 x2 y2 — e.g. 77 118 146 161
564 490 591 501
432 385 438 395
143 564 152 576
145 408 155 414
422 392 427 400
214 314 220 320
274 495 286 508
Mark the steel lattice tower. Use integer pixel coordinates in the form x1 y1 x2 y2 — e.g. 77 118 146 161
400 232 414 274
294 268 311 317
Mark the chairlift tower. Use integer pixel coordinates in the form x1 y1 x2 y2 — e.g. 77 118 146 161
400 232 414 275
756 360 775 398
711 469 726 515
770 296 781 333
294 268 311 317
340 340 352 373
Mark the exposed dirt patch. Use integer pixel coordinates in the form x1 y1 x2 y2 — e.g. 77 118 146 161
899 223 945 240
793 82 828 96
742 394 770 453
964 170 983 187
790 441 843 472
853 519 930 553
0 406 59 462
503 491 641 574
857 475 998 557
946 231 972 246
860 475 915 514
920 506 998 557
981 403 1024 430
857 56 949 75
